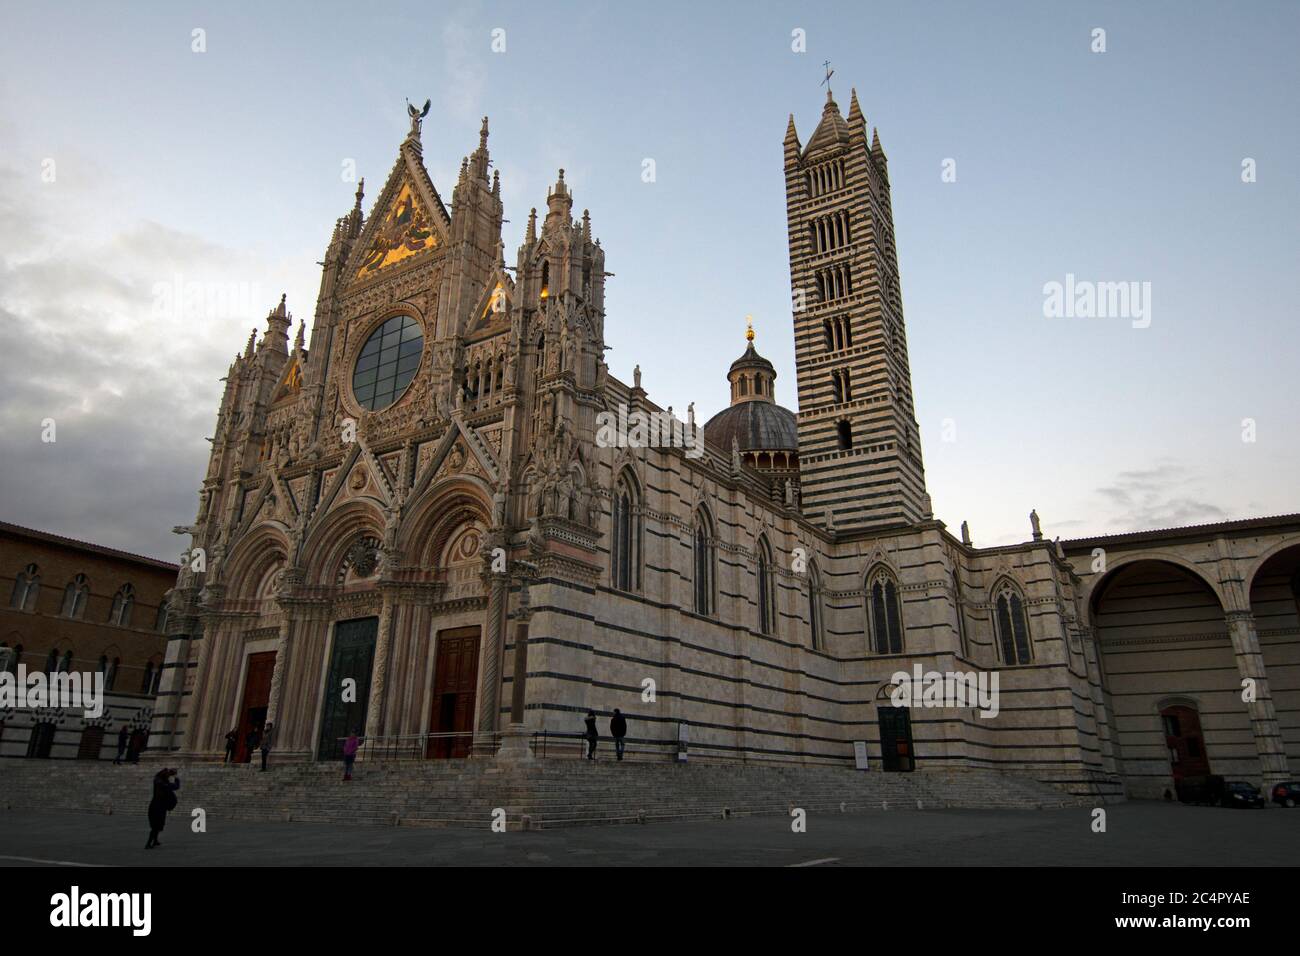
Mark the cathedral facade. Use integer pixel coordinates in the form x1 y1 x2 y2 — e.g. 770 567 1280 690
150 89 1299 798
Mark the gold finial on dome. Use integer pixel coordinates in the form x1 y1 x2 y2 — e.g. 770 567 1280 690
745 314 755 342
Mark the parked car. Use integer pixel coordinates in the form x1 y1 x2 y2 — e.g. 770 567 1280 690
1176 775 1265 808
1175 774 1223 805
1219 781 1266 808
1271 781 1300 807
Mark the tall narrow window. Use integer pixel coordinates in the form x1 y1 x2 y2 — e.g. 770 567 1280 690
837 420 853 450
109 584 135 627
611 472 640 592
10 564 39 611
808 564 823 650
994 582 1033 664
62 574 89 619
757 538 774 635
953 570 968 657
866 568 904 654
693 509 715 616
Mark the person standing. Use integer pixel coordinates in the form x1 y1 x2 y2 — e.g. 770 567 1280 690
145 768 180 849
259 721 274 772
610 708 628 761
245 726 260 764
114 725 129 765
224 729 237 764
584 710 598 760
342 730 362 781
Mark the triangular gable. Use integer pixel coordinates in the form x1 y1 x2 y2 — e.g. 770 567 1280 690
273 356 303 405
409 415 500 500
465 271 514 337
345 143 451 286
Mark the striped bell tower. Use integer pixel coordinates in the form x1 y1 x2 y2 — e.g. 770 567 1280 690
784 86 930 531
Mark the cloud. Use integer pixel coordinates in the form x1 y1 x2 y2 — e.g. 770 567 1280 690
0 161 310 561
1089 460 1229 533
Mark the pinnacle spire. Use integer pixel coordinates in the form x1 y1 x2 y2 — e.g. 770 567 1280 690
847 88 864 129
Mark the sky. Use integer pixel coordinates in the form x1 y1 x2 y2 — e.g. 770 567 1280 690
0 0 1296 562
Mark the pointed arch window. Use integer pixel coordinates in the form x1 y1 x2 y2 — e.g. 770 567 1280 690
952 569 969 658
693 509 715 616
866 567 904 654
99 652 121 691
993 581 1033 665
0 642 20 674
757 537 775 635
109 584 135 627
142 654 163 695
611 471 641 592
808 563 824 650
45 647 59 675
62 574 89 619
10 564 39 611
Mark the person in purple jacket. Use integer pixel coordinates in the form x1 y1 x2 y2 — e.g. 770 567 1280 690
342 730 363 781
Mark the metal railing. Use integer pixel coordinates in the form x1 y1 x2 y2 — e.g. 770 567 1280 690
331 729 790 765
335 731 503 762
532 730 735 763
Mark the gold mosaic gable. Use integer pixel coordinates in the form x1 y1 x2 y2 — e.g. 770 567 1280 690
355 181 436 278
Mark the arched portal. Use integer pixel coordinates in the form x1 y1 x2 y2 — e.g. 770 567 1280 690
1248 542 1300 770
1090 559 1251 798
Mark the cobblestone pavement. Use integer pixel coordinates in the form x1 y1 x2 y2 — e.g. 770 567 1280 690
1 802 1295 867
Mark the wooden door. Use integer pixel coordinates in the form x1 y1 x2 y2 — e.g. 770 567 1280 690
1162 705 1210 782
234 651 276 762
427 627 480 758
77 725 105 760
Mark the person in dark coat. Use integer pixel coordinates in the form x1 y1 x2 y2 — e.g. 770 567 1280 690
584 710 598 760
610 708 628 761
259 721 274 772
224 729 237 764
145 768 180 849
245 727 260 763
114 725 129 765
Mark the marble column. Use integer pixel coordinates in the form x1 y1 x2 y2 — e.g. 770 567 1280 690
474 569 509 754
363 591 397 741
265 614 294 728
497 602 534 762
1225 609 1290 788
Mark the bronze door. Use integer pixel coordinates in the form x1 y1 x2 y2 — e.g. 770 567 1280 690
879 705 915 772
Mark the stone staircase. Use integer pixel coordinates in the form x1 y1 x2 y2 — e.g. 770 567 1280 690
0 758 1091 830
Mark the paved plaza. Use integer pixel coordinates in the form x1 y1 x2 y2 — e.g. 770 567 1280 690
1 801 1295 867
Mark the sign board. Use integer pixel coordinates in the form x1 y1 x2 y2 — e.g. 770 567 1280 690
853 740 870 770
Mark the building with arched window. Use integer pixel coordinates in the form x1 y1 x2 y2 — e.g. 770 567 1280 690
0 522 174 760
137 87 1299 805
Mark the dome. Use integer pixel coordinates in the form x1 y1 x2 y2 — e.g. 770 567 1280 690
704 400 798 453
706 320 799 468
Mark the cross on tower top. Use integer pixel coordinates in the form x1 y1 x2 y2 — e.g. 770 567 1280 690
821 60 834 92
